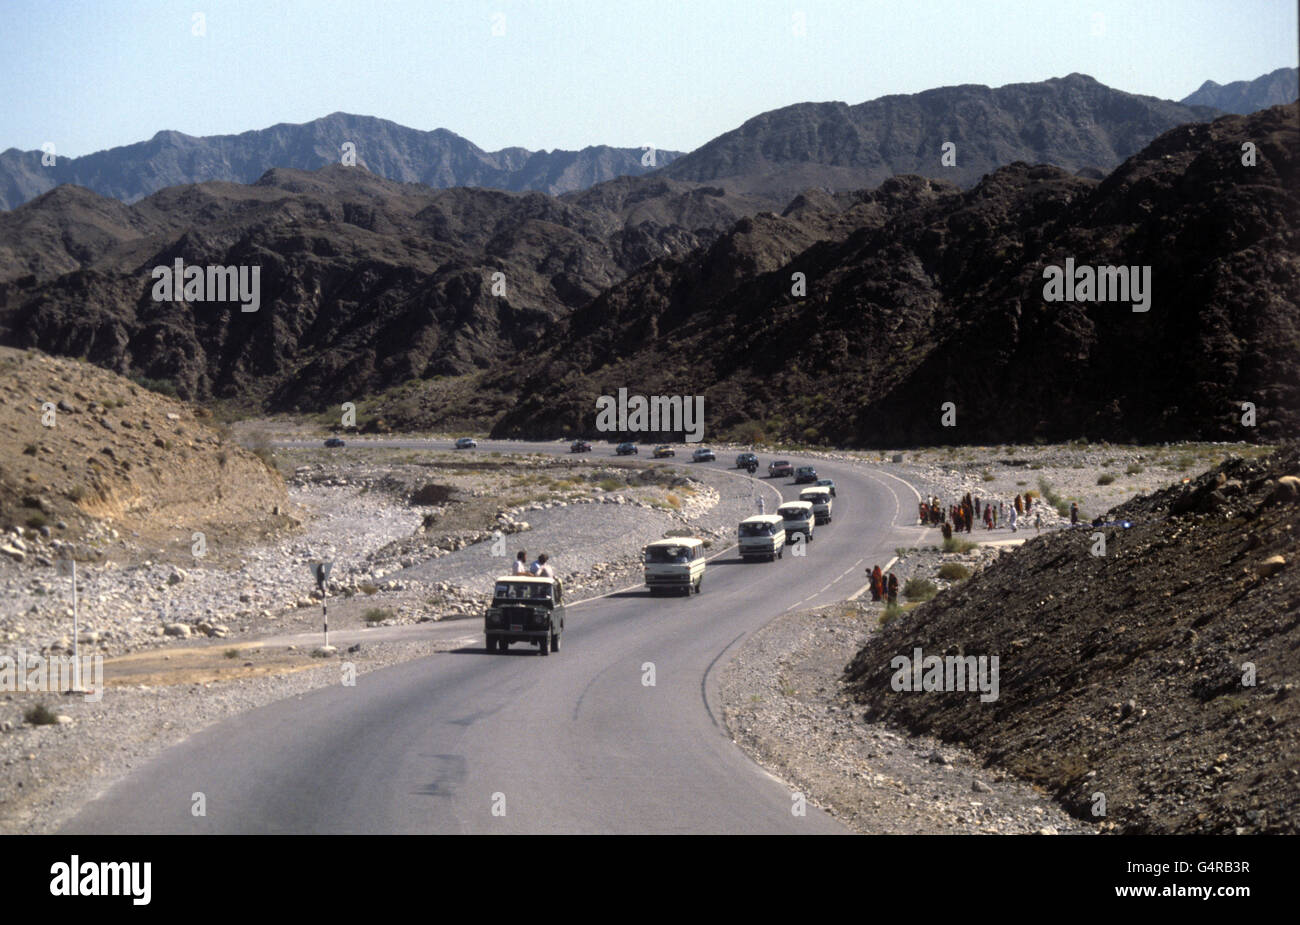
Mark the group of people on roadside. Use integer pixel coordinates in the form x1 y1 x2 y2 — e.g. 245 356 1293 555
514 550 555 578
920 491 1042 534
866 564 899 604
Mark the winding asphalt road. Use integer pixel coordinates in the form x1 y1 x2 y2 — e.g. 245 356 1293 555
64 441 925 834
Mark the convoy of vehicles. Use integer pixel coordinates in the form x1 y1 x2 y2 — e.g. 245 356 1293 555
777 499 815 543
455 437 478 449
799 486 833 524
479 449 841 651
643 537 706 595
484 576 565 655
738 514 786 561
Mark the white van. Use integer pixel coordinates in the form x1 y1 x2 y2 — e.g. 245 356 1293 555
799 486 833 524
738 514 786 561
644 537 706 595
777 500 815 543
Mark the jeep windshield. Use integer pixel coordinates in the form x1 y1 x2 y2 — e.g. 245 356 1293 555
779 509 806 521
646 546 691 563
739 522 773 537
494 582 551 601
806 493 829 504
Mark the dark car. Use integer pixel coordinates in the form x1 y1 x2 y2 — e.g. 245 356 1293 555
570 440 592 453
691 447 716 462
815 478 837 497
455 437 477 449
616 442 639 455
323 437 346 448
794 466 818 484
735 452 758 469
484 576 565 655
768 460 794 478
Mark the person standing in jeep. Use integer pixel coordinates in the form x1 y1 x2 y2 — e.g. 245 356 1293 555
531 553 555 578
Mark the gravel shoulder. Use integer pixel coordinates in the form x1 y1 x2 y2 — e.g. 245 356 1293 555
718 601 1090 834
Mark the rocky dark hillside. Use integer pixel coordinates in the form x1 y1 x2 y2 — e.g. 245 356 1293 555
0 165 767 410
842 442 1300 834
662 73 1223 198
487 103 1299 445
0 112 683 211
1182 67 1299 114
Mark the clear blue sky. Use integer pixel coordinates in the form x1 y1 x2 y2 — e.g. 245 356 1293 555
1 0 1295 157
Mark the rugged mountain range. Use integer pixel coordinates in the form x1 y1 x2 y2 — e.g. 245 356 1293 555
484 103 1299 445
660 73 1223 198
0 166 767 409
1181 66 1299 114
0 72 1261 213
0 112 683 210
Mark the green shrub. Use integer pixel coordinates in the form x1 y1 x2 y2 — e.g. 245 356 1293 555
937 563 970 580
359 582 379 595
131 376 178 397
879 602 903 626
1126 463 1144 475
981 471 995 482
25 513 48 529
224 648 239 659
598 478 623 492
363 608 392 623
903 578 938 602
1097 473 1116 485
942 536 977 554
24 703 59 725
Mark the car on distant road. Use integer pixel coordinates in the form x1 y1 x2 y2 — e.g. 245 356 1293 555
323 437 346 448
653 445 676 458
691 447 716 462
794 466 818 484
616 442 639 455
484 576 564 655
570 440 592 453
815 478 837 497
768 460 794 478
735 452 758 469
455 437 477 449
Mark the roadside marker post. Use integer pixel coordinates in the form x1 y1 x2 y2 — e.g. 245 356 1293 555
57 558 81 692
310 561 333 647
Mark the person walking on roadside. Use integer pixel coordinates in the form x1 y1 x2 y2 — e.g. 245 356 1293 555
1009 506 1018 532
757 495 765 515
530 553 555 578
870 565 883 602
1035 510 1042 532
985 505 993 530
1070 501 1079 525
887 572 899 605
1015 494 1023 515
513 551 529 575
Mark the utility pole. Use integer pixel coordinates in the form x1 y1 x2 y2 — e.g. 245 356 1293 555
57 558 81 692
311 561 333 648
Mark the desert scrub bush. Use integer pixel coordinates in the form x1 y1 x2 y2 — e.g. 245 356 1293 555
358 582 379 595
598 478 623 492
22 442 38 456
130 375 178 398
363 608 393 624
937 563 970 580
1097 473 1116 485
224 648 239 659
1126 462 1145 475
664 493 681 510
903 578 938 602
879 602 903 626
981 470 995 482
942 536 977 554
24 703 59 725
25 513 48 529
